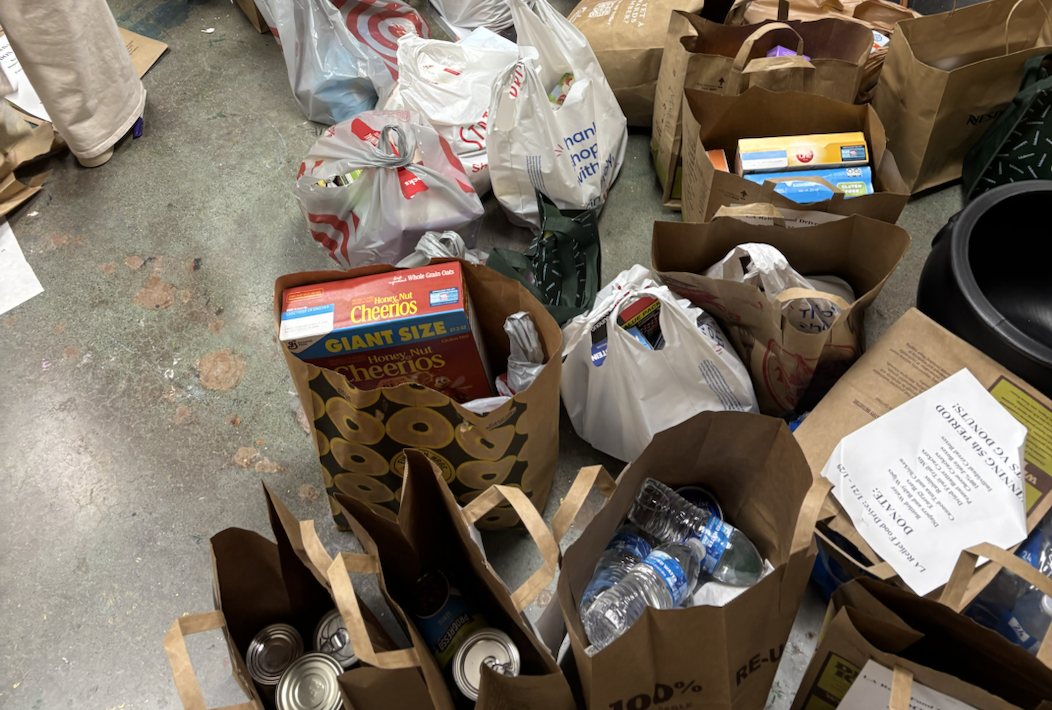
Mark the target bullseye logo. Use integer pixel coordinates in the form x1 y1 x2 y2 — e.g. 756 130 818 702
333 0 430 80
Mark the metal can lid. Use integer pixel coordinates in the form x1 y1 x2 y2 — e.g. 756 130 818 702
246 623 304 686
313 609 357 669
275 652 343 710
452 628 520 701
676 485 724 521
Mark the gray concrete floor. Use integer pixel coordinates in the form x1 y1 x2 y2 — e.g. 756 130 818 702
0 1 967 708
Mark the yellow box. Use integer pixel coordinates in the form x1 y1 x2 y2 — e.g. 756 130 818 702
736 132 868 174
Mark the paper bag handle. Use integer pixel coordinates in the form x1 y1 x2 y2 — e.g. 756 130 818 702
163 611 260 710
889 666 914 710
328 552 423 670
941 542 1052 668
551 465 618 544
773 286 854 312
733 23 805 72
462 485 561 612
777 0 790 20
791 478 835 555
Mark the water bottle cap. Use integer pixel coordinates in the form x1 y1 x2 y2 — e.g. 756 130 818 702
1042 594 1052 617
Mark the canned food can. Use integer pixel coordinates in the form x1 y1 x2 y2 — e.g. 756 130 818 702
676 485 724 521
275 652 343 710
410 570 488 671
245 623 304 687
313 609 358 670
451 628 521 701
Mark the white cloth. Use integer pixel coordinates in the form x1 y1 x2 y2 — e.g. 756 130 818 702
0 0 145 160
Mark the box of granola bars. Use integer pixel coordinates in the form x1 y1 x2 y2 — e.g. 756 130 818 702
279 262 492 402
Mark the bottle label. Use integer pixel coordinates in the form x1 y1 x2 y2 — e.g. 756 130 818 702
695 517 733 575
608 531 652 561
642 551 690 605
1005 614 1038 649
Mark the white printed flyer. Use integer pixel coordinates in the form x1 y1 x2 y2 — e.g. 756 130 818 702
821 369 1028 596
838 660 979 710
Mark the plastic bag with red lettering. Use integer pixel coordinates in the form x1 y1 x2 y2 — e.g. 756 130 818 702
381 34 518 194
293 110 485 267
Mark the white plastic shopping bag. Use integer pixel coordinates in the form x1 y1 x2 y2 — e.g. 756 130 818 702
381 34 517 194
256 0 426 124
488 0 628 228
431 0 513 32
561 265 758 462
704 243 856 334
293 110 485 267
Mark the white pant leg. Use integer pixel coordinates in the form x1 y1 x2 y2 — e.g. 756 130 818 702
0 0 145 160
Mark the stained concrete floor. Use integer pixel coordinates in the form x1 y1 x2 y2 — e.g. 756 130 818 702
0 1 970 708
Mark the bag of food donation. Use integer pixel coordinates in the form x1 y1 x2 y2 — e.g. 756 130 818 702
872 0 1052 193
561 265 758 462
430 0 513 32
323 451 576 710
381 34 518 195
255 0 426 124
554 412 832 710
652 213 911 415
274 261 563 530
487 0 628 229
164 485 399 710
568 0 705 127
294 110 484 268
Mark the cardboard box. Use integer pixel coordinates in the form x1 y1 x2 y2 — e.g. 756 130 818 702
234 0 270 33
278 262 493 401
794 308 1052 608
708 148 729 172
681 87 909 223
743 166 874 202
736 131 868 173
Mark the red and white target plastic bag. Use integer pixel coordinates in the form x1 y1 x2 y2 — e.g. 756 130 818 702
294 110 485 268
381 34 517 194
256 0 428 125
487 0 628 228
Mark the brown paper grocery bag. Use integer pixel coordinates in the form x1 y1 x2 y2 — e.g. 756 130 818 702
556 411 832 710
323 450 575 710
728 0 917 32
163 485 398 710
872 0 1052 193
652 214 911 415
274 260 562 531
679 87 909 222
650 13 873 207
791 574 1052 710
794 308 1052 609
569 0 705 127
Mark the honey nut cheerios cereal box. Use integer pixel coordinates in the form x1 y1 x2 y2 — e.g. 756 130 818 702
279 262 493 403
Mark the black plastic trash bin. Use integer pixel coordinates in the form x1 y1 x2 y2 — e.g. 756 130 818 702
917 181 1052 397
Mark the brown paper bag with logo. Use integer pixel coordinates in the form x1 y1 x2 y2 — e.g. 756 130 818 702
679 87 909 223
568 0 706 127
322 449 575 710
274 261 562 531
792 573 1052 710
793 308 1052 609
728 0 917 32
651 213 911 415
554 411 832 710
872 0 1052 193
163 484 399 710
650 12 873 207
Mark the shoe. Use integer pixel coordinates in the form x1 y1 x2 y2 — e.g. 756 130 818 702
76 147 114 168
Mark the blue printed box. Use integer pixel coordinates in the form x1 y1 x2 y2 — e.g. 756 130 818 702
744 167 874 204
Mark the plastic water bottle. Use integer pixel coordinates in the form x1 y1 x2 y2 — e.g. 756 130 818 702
582 542 699 651
1007 591 1052 655
628 478 764 587
579 524 654 615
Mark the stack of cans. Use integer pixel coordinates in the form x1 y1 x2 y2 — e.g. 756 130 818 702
244 609 358 710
